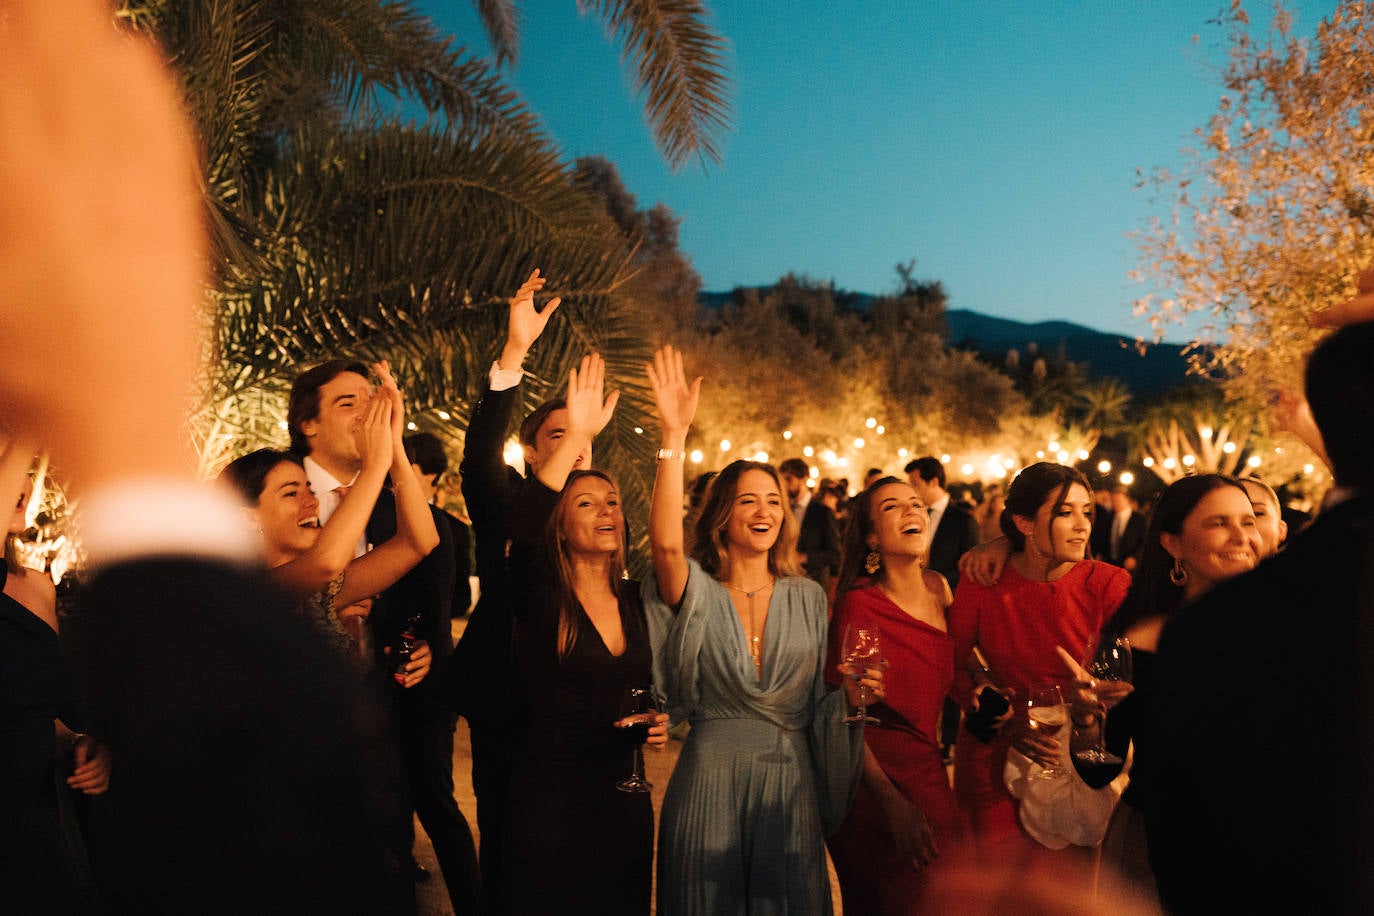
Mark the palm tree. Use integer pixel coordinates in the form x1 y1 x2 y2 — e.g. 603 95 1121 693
111 0 731 568
1078 378 1133 436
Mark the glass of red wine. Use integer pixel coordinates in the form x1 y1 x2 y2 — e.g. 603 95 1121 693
616 685 655 793
1072 635 1133 779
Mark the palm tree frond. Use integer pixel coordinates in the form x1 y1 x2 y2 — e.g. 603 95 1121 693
474 0 522 67
579 0 732 170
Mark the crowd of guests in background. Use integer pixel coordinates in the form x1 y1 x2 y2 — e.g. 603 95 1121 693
6 4 1374 915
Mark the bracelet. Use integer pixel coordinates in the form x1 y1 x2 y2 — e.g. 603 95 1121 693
655 448 686 461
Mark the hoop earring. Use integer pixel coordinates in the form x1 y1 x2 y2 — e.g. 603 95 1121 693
864 549 882 576
1169 557 1188 587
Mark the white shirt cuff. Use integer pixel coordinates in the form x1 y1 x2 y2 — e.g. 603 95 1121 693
79 478 261 569
489 361 524 392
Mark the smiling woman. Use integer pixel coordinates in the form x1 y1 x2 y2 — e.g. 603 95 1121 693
642 345 876 915
219 361 440 668
1086 474 1262 908
498 352 668 915
947 462 1130 864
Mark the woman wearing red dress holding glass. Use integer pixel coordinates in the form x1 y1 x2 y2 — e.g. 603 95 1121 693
948 463 1130 859
825 476 969 913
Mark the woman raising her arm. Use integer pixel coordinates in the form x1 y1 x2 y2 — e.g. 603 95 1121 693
643 346 880 915
500 352 669 914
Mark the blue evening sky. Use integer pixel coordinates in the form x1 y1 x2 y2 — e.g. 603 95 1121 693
415 1 1338 339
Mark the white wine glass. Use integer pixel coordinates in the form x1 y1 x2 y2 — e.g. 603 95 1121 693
615 685 654 793
1026 684 1067 779
842 625 883 726
1072 635 1133 775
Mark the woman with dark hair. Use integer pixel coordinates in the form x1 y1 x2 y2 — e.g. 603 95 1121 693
643 346 877 915
219 363 437 671
825 476 968 912
495 352 667 914
1075 474 1261 904
948 461 1131 857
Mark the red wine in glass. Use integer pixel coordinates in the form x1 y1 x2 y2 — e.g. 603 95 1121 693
616 686 654 793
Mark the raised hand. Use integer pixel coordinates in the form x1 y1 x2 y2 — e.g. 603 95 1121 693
500 269 563 369
565 352 621 440
646 345 702 439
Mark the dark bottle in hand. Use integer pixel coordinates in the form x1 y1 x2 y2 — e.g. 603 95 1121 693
391 611 421 685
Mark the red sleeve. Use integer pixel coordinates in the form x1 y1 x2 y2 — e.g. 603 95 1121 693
1098 563 1132 626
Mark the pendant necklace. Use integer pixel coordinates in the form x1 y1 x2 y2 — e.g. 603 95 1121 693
724 578 775 676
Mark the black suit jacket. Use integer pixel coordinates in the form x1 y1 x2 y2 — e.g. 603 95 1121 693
74 558 399 911
927 501 980 590
796 499 841 589
1104 511 1147 567
441 383 528 725
367 491 457 700
1148 494 1374 913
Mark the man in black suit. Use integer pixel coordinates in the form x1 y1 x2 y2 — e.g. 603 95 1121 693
0 5 402 908
905 457 981 589
440 270 582 914
289 360 478 913
405 431 473 620
906 456 981 759
779 457 841 592
1101 485 1147 570
1148 318 1374 913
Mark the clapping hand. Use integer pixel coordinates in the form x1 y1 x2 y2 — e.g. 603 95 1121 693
372 361 406 443
354 390 394 472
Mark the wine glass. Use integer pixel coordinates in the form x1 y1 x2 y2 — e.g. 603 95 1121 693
842 625 884 726
1026 684 1067 778
615 685 654 793
1072 635 1133 773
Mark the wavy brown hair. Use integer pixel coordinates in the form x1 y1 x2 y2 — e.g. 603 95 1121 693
544 470 632 661
690 460 801 581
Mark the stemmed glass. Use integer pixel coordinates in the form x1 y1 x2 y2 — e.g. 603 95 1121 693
1072 635 1133 772
1026 684 1067 778
842 625 884 726
615 685 656 793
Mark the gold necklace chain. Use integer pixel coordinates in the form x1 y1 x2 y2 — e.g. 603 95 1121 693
724 578 774 675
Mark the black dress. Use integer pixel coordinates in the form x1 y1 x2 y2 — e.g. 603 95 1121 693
0 574 84 913
503 480 654 915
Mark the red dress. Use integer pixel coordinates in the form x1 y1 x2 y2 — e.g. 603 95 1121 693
826 585 968 913
948 560 1130 855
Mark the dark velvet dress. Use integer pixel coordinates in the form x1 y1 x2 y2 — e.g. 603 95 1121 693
503 481 654 915
0 572 84 913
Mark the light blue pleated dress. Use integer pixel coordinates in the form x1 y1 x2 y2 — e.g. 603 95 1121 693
644 560 864 915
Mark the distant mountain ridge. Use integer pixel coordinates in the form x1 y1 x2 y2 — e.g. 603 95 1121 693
944 308 1193 398
698 289 1193 398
